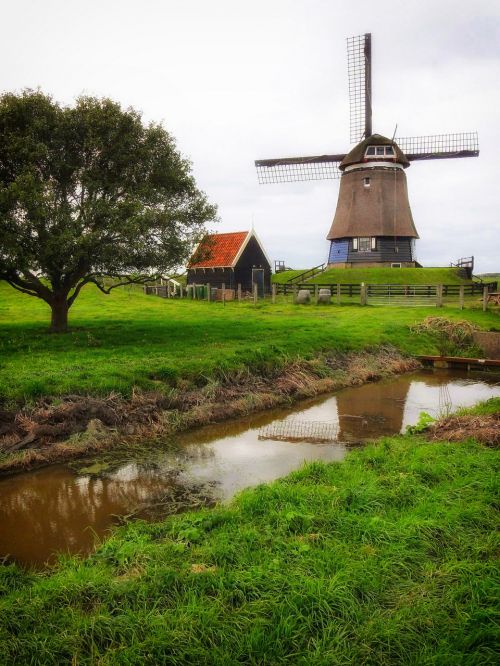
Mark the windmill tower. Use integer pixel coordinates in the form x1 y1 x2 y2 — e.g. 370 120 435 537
255 33 479 268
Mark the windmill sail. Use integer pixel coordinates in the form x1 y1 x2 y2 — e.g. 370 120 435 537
396 132 479 161
255 154 344 184
347 33 372 143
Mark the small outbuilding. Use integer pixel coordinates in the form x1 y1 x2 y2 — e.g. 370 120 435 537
187 230 271 296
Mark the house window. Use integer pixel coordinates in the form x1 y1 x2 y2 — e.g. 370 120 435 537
371 237 377 250
363 177 370 188
352 238 358 251
391 263 402 268
358 237 371 252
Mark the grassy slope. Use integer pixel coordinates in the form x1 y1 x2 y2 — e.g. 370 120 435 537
312 267 471 285
271 270 307 284
0 427 498 664
1 283 498 403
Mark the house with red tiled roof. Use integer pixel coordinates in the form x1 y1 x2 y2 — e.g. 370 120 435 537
187 230 271 295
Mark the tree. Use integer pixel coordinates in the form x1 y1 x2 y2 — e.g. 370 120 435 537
0 91 217 332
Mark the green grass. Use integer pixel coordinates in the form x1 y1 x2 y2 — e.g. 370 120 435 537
0 282 498 403
271 269 308 284
311 267 472 285
0 428 498 664
456 396 500 416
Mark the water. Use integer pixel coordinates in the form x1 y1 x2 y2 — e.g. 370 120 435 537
0 369 498 568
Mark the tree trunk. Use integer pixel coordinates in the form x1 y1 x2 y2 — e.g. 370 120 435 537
49 298 70 333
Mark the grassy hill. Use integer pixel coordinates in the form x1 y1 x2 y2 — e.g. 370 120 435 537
0 282 498 403
304 267 470 285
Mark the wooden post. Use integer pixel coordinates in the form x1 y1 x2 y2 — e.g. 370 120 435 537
459 285 464 310
222 283 225 307
314 284 319 305
180 284 184 299
336 283 341 305
360 282 367 306
483 286 488 312
293 285 298 302
272 283 276 304
206 283 210 302
253 282 258 305
436 284 443 308
237 283 242 302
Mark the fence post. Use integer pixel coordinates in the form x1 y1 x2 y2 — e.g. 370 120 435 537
272 283 276 304
293 285 298 302
314 284 319 304
483 286 488 312
437 284 443 307
336 283 341 305
459 285 464 310
360 283 367 306
237 283 242 302
206 283 210 302
222 283 225 307
253 282 258 305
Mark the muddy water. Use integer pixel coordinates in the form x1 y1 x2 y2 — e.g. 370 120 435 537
0 370 498 568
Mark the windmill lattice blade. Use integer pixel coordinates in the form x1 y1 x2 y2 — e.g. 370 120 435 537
255 155 343 184
347 33 372 143
396 132 479 161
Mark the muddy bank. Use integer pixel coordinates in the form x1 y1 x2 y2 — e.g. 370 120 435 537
429 413 499 446
0 346 419 475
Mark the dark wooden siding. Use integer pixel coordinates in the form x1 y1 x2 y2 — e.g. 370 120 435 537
233 236 271 292
187 267 235 288
347 237 414 264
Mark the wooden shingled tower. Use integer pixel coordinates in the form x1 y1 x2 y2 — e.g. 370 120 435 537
255 33 479 268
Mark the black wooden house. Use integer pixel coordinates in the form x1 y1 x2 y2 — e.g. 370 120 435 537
187 230 272 295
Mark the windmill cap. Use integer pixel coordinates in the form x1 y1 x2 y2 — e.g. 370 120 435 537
340 134 410 170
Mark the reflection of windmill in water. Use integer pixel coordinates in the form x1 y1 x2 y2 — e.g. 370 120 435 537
255 33 479 267
334 377 412 442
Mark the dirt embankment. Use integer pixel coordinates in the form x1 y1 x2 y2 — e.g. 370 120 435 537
0 346 419 475
428 413 499 446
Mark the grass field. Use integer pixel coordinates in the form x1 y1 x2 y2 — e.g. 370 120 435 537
0 282 498 403
0 400 498 664
272 267 475 285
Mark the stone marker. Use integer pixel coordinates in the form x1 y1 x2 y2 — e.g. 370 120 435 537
295 289 311 304
317 288 331 304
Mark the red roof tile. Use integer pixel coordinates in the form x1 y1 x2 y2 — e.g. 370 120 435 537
188 231 249 268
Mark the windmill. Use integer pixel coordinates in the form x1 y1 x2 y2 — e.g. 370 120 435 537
255 33 479 268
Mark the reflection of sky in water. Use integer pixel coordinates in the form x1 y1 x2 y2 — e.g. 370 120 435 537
402 379 500 429
179 438 346 500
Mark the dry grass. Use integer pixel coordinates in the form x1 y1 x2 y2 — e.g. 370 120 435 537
429 413 499 446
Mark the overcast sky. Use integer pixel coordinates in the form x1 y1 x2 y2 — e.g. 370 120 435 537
2 0 499 272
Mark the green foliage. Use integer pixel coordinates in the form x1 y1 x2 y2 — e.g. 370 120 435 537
406 411 435 434
455 397 500 417
312 267 472 285
1 282 499 403
0 433 498 664
0 90 217 331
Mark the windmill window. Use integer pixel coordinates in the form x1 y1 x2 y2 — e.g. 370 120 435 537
364 177 371 188
364 146 395 158
358 237 372 252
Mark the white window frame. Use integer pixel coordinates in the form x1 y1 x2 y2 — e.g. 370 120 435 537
364 145 396 158
358 237 372 253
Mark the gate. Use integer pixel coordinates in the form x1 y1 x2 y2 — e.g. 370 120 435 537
366 284 438 306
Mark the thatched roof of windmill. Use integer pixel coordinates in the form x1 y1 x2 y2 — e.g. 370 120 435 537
340 134 410 170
